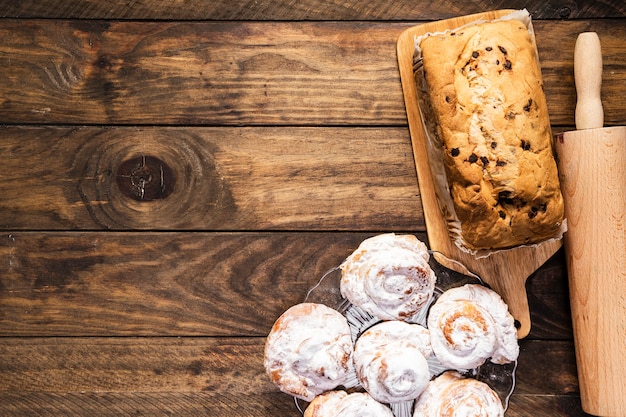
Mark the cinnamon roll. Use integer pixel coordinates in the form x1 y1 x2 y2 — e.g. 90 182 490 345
340 233 437 322
427 284 519 370
353 320 432 404
413 371 504 417
304 391 394 417
264 303 355 401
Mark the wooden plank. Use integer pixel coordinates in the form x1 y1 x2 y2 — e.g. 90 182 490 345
0 338 271 393
0 392 592 417
0 232 572 338
0 232 376 336
516 340 580 396
0 338 587 415
1 20 624 126
526 249 574 339
507 395 592 417
536 20 626 129
0 21 406 126
0 126 423 230
0 0 623 20
0 392 294 416
0 338 579 393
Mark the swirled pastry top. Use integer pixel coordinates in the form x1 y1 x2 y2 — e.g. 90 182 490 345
413 371 504 417
340 233 436 321
264 303 355 402
304 391 394 417
353 321 432 404
427 284 519 370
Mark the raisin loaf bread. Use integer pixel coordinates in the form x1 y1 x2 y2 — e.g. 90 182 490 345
418 18 564 250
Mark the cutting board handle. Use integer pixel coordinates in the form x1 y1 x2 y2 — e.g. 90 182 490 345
574 32 603 129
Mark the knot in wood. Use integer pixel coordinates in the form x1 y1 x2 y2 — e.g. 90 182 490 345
558 7 572 18
116 155 175 201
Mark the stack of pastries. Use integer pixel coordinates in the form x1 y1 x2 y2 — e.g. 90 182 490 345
265 233 519 416
263 10 565 414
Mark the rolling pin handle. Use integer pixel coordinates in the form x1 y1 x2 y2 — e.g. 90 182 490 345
574 32 604 130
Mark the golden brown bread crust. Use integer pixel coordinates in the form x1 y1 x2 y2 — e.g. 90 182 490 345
419 19 564 250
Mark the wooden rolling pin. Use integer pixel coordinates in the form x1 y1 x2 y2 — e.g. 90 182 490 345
555 32 626 417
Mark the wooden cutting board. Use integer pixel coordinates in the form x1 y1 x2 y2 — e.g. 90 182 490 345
396 10 562 339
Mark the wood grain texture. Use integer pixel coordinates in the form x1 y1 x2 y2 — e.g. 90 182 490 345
0 338 587 415
0 392 295 417
0 338 271 393
0 232 375 336
515 340 580 396
0 232 571 338
556 127 626 416
0 0 624 20
525 248 574 340
535 20 626 129
572 32 604 130
507 395 593 417
0 21 406 125
0 392 593 417
0 126 422 230
1 20 625 126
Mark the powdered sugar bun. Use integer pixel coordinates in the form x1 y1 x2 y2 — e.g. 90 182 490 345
304 391 395 417
340 233 437 322
354 321 432 404
303 390 348 417
413 371 504 417
264 303 355 402
427 284 519 370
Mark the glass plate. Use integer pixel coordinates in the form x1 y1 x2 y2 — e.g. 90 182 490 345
298 251 517 416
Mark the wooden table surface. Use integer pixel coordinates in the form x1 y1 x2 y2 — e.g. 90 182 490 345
1 1 625 415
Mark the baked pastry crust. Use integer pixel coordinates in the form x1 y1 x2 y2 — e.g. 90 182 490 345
427 284 519 369
353 321 432 403
418 18 564 250
340 233 436 321
304 391 394 417
413 371 504 417
264 303 355 401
